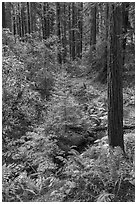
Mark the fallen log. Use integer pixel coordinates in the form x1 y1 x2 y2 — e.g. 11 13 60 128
90 124 135 132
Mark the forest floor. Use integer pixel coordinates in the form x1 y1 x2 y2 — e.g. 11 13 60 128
71 74 135 126
33 74 135 202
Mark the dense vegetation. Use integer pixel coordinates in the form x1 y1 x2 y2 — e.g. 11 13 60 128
2 2 135 202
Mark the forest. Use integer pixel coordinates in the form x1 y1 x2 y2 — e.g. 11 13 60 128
2 2 135 202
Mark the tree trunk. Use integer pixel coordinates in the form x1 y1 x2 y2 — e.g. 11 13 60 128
56 2 62 64
46 3 50 38
42 3 45 39
122 3 130 66
30 3 35 33
62 3 67 63
43 3 50 40
49 3 54 35
27 2 31 34
76 2 83 59
18 3 22 37
2 2 6 28
79 3 83 59
12 4 16 35
107 3 124 151
75 3 78 58
103 3 109 82
68 3 72 59
24 4 28 35
21 4 25 39
71 3 76 60
5 2 12 31
97 3 109 83
90 3 96 47
16 3 20 36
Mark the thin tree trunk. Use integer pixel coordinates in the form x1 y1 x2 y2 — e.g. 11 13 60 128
21 4 25 39
90 3 96 47
18 3 22 37
49 4 54 35
27 2 31 34
68 3 72 60
12 4 16 35
2 2 6 28
42 3 45 39
5 2 12 31
71 2 75 60
16 3 20 35
79 3 83 58
30 3 34 32
56 2 62 64
62 3 67 63
122 3 130 66
24 4 28 35
103 3 109 82
97 3 109 83
46 3 50 38
76 3 83 59
75 3 78 58
43 3 50 40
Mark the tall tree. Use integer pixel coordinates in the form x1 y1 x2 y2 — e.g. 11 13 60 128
90 3 96 47
76 2 83 58
48 3 55 36
79 3 83 58
12 4 16 35
56 2 62 64
2 2 6 28
23 4 28 35
68 3 72 59
122 3 130 66
103 3 109 81
71 3 76 60
30 3 36 33
5 2 12 31
18 3 22 37
42 3 50 40
62 3 67 63
27 2 31 34
97 3 109 83
107 3 124 151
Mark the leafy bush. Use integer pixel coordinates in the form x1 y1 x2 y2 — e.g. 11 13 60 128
57 134 135 202
2 30 56 161
2 164 39 202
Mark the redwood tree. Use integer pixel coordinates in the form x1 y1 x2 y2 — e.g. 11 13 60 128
5 2 12 31
76 2 83 58
56 2 62 64
2 2 6 28
122 3 130 66
71 3 76 60
42 3 50 40
107 3 124 151
27 2 31 34
68 3 72 59
62 3 67 63
90 3 96 47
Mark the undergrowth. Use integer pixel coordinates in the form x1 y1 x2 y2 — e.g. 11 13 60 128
2 30 135 202
2 131 135 202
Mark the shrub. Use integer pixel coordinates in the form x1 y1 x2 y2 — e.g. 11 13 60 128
60 134 135 202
